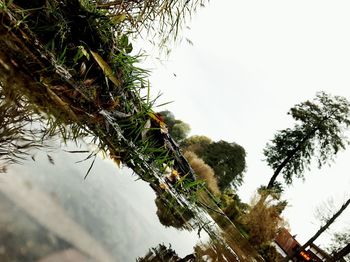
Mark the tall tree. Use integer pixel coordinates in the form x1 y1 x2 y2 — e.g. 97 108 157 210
287 196 350 261
264 92 350 189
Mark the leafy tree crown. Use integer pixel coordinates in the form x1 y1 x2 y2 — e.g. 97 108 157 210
264 92 350 185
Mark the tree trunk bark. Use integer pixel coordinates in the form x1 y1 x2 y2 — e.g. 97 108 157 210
266 124 324 190
284 197 350 262
267 150 299 189
327 243 350 262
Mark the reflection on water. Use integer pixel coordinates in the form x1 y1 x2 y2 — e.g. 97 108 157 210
0 80 263 261
194 239 240 261
0 143 207 261
137 244 195 262
0 193 72 261
155 192 195 230
137 240 240 261
0 141 266 261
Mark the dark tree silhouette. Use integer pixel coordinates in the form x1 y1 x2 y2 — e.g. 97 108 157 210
287 197 350 261
327 242 350 262
154 192 194 230
200 141 246 190
327 228 350 262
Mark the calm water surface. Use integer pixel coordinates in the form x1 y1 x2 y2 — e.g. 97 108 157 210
0 143 208 261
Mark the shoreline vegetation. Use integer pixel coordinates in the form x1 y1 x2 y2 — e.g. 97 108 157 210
0 1 263 261
1 1 349 261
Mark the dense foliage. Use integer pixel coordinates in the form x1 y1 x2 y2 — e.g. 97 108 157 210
181 135 212 154
183 136 246 190
201 141 246 190
154 192 194 230
2 1 350 261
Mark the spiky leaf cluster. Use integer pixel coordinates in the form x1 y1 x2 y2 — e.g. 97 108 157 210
0 85 44 170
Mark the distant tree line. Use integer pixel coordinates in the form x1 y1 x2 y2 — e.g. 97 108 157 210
159 92 350 261
158 110 247 192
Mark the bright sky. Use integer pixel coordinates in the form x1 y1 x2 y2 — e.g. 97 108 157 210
140 0 350 248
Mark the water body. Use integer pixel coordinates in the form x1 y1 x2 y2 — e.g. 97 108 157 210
0 143 208 261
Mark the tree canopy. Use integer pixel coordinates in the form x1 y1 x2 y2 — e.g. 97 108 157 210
264 92 350 189
202 141 246 190
181 135 212 155
183 136 246 190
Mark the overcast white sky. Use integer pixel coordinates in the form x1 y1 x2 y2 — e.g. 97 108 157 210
139 0 350 248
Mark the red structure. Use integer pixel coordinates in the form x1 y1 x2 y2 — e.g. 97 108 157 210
274 228 331 262
275 228 301 258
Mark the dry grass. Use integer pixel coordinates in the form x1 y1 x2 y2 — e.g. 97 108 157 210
184 151 220 196
240 194 287 247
